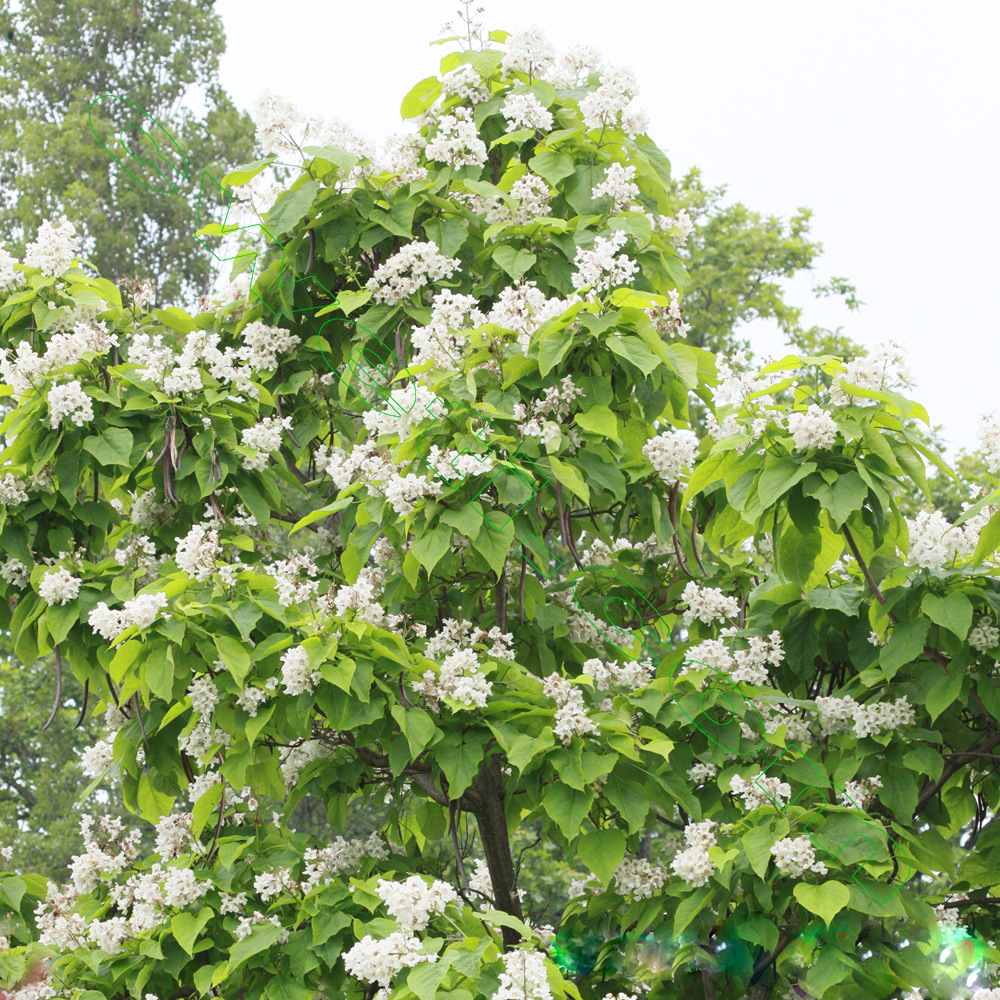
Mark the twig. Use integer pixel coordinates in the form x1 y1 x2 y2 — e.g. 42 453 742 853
912 732 1000 820
691 516 708 575
75 677 90 729
842 525 897 622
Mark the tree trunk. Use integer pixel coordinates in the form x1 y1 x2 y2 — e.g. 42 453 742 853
471 751 522 949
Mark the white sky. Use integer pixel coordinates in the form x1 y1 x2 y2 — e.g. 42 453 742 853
216 0 1000 456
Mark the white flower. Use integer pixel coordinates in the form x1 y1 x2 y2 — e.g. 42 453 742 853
905 509 978 571
832 340 910 402
570 230 638 294
501 94 553 132
81 738 115 777
979 411 1000 474
681 581 740 626
494 948 553 1000
25 216 81 275
592 163 640 213
252 90 306 155
39 568 81 605
375 876 458 931
670 819 718 887
281 645 321 696
0 246 24 293
174 524 220 581
47 380 94 428
188 676 220 716
612 857 667 899
786 405 838 451
343 930 435 988
730 773 792 811
770 836 828 877
969 617 1000 654
501 26 555 77
365 240 461 305
424 108 488 168
580 63 647 138
643 430 697 483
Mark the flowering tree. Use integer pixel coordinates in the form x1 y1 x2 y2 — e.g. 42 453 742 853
1 22 1000 1000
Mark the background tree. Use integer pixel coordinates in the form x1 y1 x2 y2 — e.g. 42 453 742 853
0 0 253 306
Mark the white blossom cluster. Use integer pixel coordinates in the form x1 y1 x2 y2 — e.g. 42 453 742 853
769 836 828 878
786 405 838 452
730 773 792 811
502 93 554 132
511 374 584 447
687 761 718 783
814 694 915 739
424 107 488 168
670 819 718 887
501 26 556 77
485 173 552 230
236 320 300 373
681 581 740 626
362 382 441 441
545 43 603 87
838 775 883 810
46 380 94 429
0 554 30 589
571 230 639 295
904 508 982 571
301 833 389 893
683 630 785 687
645 288 690 339
711 350 783 412
343 930 435 989
326 565 387 627
154 812 196 860
38 567 81 605
0 245 24 293
441 64 492 104
241 415 292 471
739 700 812 744
375 876 459 931
281 644 322 696
24 216 81 275
979 411 1000 474
486 281 576 353
642 428 698 483
413 647 492 710
87 591 169 640
579 63 648 138
494 948 553 1000
971 989 1000 1000
80 737 116 778
409 288 485 370
254 866 299 901
612 857 668 899
1 321 118 396
365 240 461 305
174 523 221 581
188 675 220 716
592 162 640 213
279 739 327 789
582 656 653 694
0 473 29 506
969 617 1000 654
831 340 911 403
543 673 599 744
266 548 320 606
236 676 279 717
649 209 695 248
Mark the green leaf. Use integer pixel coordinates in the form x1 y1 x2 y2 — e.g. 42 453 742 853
920 592 973 641
172 908 214 956
574 406 618 438
470 512 515 579
390 705 439 758
673 886 713 936
137 773 173 823
215 634 252 686
578 828 626 884
83 427 134 468
543 783 594 839
548 455 590 505
972 510 1000 564
528 150 575 186
401 76 443 119
755 459 817 511
492 246 536 280
228 920 282 972
879 619 930 679
407 962 445 1000
793 881 851 927
777 517 822 589
437 740 484 799
412 525 454 576
45 600 78 645
221 158 274 188
145 646 175 700
803 470 868 527
742 825 775 879
926 665 965 723
605 335 661 376
266 180 321 236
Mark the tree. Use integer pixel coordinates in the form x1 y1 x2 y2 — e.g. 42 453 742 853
0 0 254 306
1 22 1000 1000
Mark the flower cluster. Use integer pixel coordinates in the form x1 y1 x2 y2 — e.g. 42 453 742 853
579 64 648 138
970 617 1000 654
375 876 459 931
424 108 488 168
281 645 322 696
645 288 690 338
413 647 492 711
832 340 911 402
501 26 555 77
24 216 81 275
979 411 1000 474
681 581 740 626
642 428 698 483
592 162 640 213
571 230 639 295
670 819 718 887
365 240 461 305
495 949 553 1000
815 694 915 739
769 835 828 877
612 857 668 899
543 673 600 744
343 930 434 989
786 404 838 452
904 508 981 571
38 568 81 606
730 773 792 811
502 93 554 132
582 656 654 694
47 380 94 429
88 591 170 640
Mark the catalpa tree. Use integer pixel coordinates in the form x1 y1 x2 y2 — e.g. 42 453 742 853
0 22 999 1000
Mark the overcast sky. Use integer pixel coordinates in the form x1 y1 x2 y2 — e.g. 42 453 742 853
216 0 999 456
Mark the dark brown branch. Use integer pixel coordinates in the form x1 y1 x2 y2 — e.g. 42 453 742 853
75 677 90 729
913 732 1000 821
842 524 897 622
